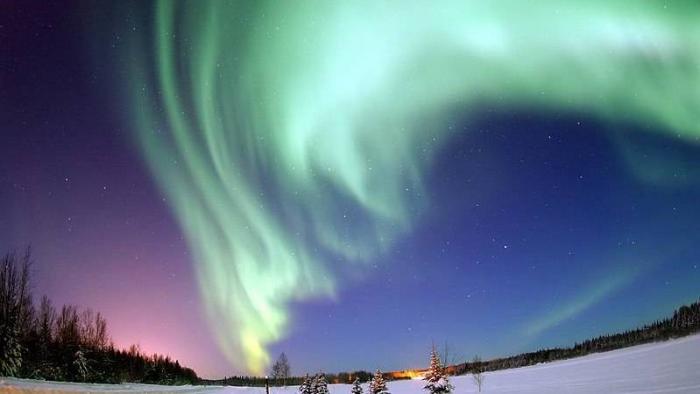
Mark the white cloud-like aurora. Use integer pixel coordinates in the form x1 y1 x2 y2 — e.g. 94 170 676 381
122 0 700 373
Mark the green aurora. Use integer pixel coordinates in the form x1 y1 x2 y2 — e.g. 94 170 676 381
122 0 700 373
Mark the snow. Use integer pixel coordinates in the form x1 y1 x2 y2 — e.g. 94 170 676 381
0 378 217 393
3 334 700 393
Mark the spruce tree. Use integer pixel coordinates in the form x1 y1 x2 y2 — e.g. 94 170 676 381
423 348 453 394
0 322 22 376
314 373 329 394
0 250 31 377
351 377 363 394
369 369 388 394
299 374 314 394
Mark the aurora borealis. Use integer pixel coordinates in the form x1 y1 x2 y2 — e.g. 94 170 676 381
3 0 700 378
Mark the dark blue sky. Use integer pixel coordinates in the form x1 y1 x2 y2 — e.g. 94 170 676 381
2 1 699 378
275 112 700 373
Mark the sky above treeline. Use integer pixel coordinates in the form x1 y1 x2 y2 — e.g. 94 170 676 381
2 0 700 379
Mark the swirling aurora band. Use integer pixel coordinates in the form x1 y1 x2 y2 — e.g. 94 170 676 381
122 0 700 373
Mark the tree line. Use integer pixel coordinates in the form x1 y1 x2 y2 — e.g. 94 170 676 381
198 352 383 387
0 249 198 384
202 370 379 387
450 297 700 375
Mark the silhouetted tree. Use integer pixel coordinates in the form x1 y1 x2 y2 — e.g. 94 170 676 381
271 352 290 385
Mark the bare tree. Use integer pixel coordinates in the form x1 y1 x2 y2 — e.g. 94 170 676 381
79 309 96 346
271 352 290 386
438 342 462 373
36 295 56 363
94 312 108 349
78 309 109 350
471 355 484 393
56 304 80 347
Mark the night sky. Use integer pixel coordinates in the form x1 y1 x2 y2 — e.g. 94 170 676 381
2 0 700 379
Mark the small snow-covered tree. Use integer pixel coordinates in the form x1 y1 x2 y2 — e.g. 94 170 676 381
0 323 22 376
471 355 484 393
314 373 329 394
369 369 389 394
351 377 363 394
74 349 89 381
423 348 453 394
299 375 314 394
0 250 32 377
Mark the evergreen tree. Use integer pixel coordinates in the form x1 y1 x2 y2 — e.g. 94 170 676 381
423 348 453 394
369 369 388 394
0 322 22 376
0 248 199 385
0 250 32 377
314 373 329 394
351 377 363 394
299 374 314 394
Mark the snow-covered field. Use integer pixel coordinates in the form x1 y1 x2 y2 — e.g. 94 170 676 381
3 334 700 393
